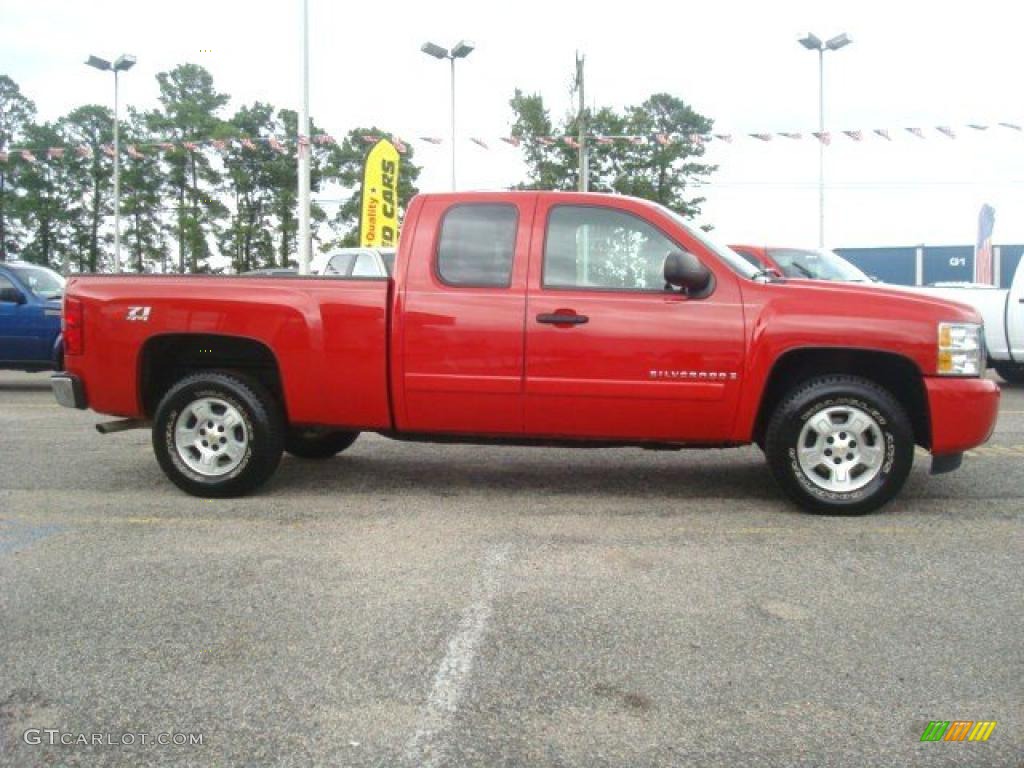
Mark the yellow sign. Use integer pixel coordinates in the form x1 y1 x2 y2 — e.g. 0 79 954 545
359 139 400 248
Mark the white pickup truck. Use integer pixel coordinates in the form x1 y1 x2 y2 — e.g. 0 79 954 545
911 259 1024 383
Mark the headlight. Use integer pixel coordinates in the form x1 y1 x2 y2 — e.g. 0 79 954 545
937 322 984 376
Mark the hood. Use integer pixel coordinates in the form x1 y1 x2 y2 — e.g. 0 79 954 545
769 278 982 324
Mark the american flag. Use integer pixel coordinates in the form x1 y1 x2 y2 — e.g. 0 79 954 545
974 204 996 285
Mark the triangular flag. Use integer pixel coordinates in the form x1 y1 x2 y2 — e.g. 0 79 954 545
748 133 772 141
778 132 802 140
873 129 891 141
47 147 65 160
998 122 1022 131
905 127 925 139
811 131 832 145
20 150 37 163
420 137 443 145
499 136 520 147
843 130 863 141
936 126 956 139
713 133 733 143
470 137 489 149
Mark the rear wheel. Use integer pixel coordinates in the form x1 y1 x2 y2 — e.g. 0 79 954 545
993 362 1024 385
285 428 359 459
153 371 284 497
765 375 914 515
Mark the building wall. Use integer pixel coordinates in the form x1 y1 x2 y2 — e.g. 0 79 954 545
836 244 1022 288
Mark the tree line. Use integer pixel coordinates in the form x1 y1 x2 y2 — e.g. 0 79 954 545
0 64 715 274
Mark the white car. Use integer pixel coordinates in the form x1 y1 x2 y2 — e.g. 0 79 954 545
311 248 394 278
908 259 1024 383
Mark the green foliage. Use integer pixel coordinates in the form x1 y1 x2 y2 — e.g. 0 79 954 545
0 75 37 260
509 89 716 218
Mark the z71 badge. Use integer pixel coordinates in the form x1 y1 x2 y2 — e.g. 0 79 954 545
125 306 151 322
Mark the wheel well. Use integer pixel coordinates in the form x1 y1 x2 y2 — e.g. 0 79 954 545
753 349 930 448
139 334 284 418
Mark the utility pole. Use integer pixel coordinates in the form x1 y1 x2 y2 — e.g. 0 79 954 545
297 0 311 274
576 52 588 192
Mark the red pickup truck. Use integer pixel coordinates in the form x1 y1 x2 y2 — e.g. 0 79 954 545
51 191 999 514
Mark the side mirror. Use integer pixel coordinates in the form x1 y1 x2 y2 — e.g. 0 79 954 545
664 251 713 298
0 286 25 304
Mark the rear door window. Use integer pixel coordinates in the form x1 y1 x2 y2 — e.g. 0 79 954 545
436 205 518 287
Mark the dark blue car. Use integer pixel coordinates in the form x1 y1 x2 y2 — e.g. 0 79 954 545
0 261 66 371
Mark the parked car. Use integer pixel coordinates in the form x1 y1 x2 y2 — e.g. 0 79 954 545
312 247 394 278
242 248 395 279
907 258 1024 383
51 191 998 514
730 245 875 283
0 260 65 371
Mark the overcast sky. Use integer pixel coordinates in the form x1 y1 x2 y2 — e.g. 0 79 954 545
3 0 1023 247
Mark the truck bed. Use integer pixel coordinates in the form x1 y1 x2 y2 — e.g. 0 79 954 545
63 274 393 429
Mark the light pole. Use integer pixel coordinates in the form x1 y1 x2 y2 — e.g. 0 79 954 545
421 40 475 191
297 0 311 275
86 53 135 273
798 32 851 248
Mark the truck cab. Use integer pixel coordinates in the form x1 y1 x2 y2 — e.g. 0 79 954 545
51 191 1000 515
0 261 65 371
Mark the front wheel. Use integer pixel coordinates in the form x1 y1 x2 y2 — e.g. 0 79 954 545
764 375 914 515
153 371 285 497
285 428 359 459
993 362 1024 385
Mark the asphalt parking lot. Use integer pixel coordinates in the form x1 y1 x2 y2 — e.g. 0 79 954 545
0 370 1021 767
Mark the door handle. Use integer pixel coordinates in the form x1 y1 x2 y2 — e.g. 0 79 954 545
536 312 589 325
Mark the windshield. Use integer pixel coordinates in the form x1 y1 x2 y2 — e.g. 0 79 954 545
768 248 870 282
657 205 761 279
9 264 66 299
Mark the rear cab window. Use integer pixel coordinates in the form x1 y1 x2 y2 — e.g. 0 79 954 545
436 204 518 287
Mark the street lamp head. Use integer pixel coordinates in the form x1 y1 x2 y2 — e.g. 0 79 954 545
798 33 823 51
85 55 112 71
113 54 137 71
826 33 852 51
421 42 449 59
451 40 475 59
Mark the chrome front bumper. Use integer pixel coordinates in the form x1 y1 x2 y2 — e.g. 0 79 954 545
51 373 87 409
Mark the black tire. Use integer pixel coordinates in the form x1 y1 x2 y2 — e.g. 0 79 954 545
152 371 285 498
993 362 1024 385
764 375 914 515
285 428 359 459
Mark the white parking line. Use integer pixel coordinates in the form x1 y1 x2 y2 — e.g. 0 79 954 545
404 544 510 768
